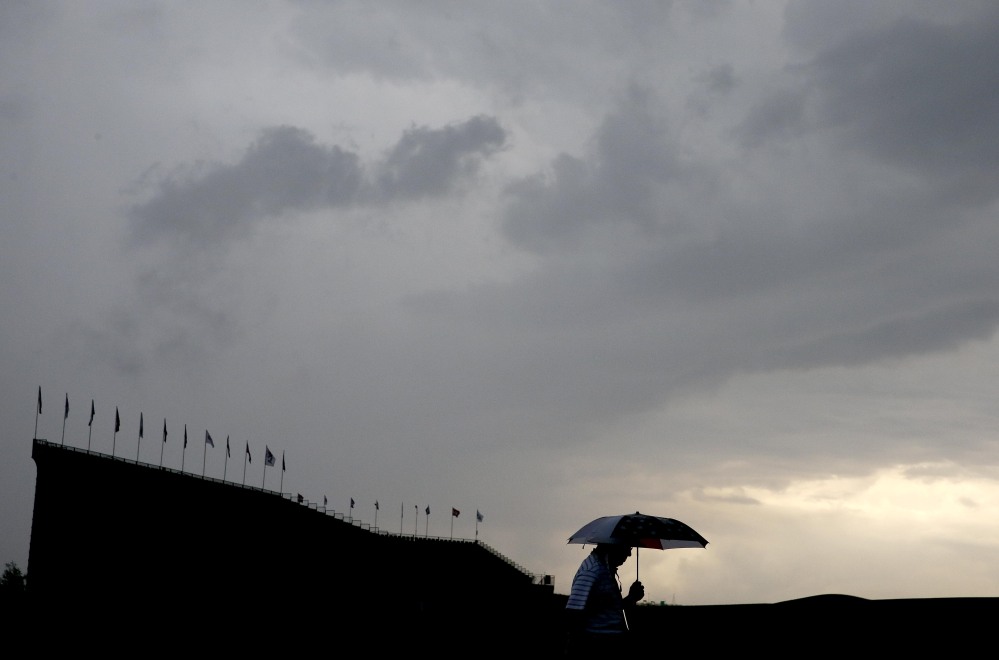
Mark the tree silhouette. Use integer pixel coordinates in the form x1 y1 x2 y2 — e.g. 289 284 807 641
0 561 26 595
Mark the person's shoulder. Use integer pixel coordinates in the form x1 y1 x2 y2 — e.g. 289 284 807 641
575 562 604 582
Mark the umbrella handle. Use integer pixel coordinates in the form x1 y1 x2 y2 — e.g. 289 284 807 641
636 546 639 582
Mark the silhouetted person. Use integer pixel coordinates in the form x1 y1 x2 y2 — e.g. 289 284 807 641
564 543 644 654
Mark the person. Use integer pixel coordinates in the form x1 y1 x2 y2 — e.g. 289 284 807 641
564 542 644 654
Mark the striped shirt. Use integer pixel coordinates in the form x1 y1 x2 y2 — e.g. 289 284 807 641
565 552 628 634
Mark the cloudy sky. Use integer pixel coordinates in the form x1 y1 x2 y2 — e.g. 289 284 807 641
6 1 999 605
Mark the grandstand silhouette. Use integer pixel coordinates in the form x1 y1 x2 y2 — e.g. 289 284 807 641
27 438 559 650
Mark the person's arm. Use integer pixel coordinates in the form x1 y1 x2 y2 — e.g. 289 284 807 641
564 607 585 632
563 605 587 655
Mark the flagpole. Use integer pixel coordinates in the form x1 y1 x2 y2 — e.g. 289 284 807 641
203 435 208 477
280 452 285 493
61 393 68 445
414 505 418 536
424 507 428 536
262 446 269 488
374 501 379 529
87 400 94 450
181 424 187 473
223 436 230 481
242 442 249 485
34 387 41 440
113 407 120 457
400 503 404 534
160 419 166 467
450 513 454 540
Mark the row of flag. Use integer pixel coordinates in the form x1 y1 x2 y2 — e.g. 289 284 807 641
36 387 286 476
334 499 483 522
37 387 487 532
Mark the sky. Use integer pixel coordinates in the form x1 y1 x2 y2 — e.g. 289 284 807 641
4 1 999 606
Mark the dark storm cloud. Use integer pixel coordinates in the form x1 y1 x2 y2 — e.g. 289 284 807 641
117 115 507 376
372 115 505 200
772 299 999 368
502 87 691 253
130 126 362 244
453 12 999 406
807 10 999 179
745 5 999 189
130 116 505 244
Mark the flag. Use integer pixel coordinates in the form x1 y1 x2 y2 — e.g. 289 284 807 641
324 495 327 506
205 430 214 448
452 508 460 518
139 413 143 438
245 443 251 463
183 424 188 448
476 510 483 522
37 387 42 414
64 394 69 419
350 498 355 509
226 436 230 457
297 493 303 503
281 451 285 472
264 446 275 466
89 400 95 427
425 506 430 515
375 500 379 511
162 419 167 443
115 407 120 433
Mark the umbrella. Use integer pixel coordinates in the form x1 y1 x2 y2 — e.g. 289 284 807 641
568 511 708 579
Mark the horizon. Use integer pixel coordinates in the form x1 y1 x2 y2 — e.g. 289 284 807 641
22 437 999 608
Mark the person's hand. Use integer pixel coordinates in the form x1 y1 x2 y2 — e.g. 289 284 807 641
627 580 645 603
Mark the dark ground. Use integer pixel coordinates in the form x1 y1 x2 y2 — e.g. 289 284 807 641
3 591 998 655
628 594 999 654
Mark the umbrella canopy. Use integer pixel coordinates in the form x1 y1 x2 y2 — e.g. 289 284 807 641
568 512 708 582
568 512 708 550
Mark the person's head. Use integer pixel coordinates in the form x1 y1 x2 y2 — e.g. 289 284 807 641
594 543 632 568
